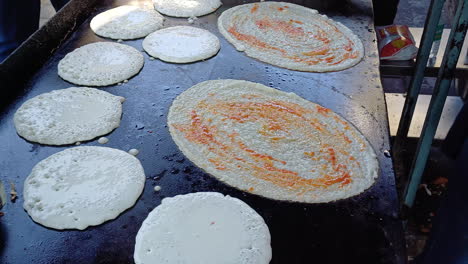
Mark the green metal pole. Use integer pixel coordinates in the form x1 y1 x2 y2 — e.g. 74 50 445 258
394 0 446 148
404 0 468 208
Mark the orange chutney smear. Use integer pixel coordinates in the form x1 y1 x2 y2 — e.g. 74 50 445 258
227 14 357 66
176 110 216 144
255 18 305 36
288 55 320 65
237 140 287 165
208 158 227 170
228 26 286 54
250 3 258 13
289 19 303 24
316 105 331 116
302 47 330 57
343 135 352 144
173 98 361 191
309 26 331 44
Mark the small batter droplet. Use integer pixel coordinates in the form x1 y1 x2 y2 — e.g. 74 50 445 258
154 185 161 192
187 16 198 24
98 137 109 144
129 149 139 156
383 150 391 158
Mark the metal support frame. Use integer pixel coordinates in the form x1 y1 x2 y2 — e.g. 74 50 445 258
403 0 468 208
394 0 446 148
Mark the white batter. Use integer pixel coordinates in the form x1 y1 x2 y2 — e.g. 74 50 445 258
23 146 146 230
14 87 124 145
98 137 109 144
129 149 139 156
91 5 164 40
134 192 271 264
153 0 222 17
142 26 220 63
58 42 144 86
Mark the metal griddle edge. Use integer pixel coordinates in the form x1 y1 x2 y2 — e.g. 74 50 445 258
0 0 406 263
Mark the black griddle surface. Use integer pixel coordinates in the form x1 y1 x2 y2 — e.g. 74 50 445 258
0 0 405 263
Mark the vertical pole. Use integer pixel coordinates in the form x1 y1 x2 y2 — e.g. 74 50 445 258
394 0 446 148
404 0 468 208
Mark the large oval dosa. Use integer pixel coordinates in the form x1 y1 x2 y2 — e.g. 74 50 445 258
218 2 364 72
168 80 378 203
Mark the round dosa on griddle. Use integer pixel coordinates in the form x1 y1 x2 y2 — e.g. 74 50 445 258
134 192 271 264
90 5 164 40
14 87 124 145
153 0 222 17
58 42 144 86
23 146 145 230
142 26 220 63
